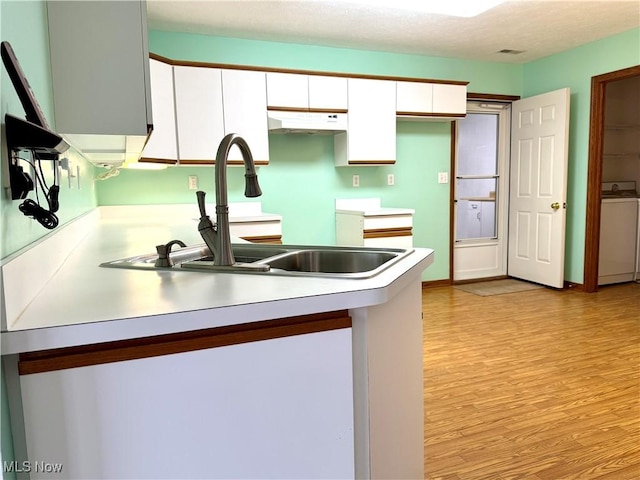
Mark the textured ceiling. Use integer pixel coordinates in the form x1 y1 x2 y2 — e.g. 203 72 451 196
146 0 640 64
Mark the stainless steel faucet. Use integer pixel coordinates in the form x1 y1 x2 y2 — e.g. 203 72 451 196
196 133 262 266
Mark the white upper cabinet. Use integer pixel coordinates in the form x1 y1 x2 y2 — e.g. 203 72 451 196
46 0 152 166
432 84 467 116
267 73 309 110
396 82 434 114
173 66 225 162
308 76 348 111
222 70 269 164
396 81 467 119
267 73 348 111
335 78 396 166
141 59 177 162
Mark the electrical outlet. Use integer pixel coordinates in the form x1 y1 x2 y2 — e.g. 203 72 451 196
352 174 360 187
387 174 395 186
438 172 449 184
188 175 198 190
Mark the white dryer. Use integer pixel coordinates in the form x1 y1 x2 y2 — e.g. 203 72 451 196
599 183 639 285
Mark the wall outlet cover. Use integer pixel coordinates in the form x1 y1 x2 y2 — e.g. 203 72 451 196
387 174 395 186
352 174 360 187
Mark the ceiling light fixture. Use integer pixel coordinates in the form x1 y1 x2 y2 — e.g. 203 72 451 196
341 0 505 17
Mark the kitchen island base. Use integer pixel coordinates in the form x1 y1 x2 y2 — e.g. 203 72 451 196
7 274 425 479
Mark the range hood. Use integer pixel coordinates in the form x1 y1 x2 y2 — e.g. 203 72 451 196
267 111 347 134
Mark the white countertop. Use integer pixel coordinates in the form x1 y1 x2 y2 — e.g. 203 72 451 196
335 207 416 216
335 198 415 216
1 207 433 354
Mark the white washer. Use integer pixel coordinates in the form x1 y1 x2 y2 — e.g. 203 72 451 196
599 197 639 285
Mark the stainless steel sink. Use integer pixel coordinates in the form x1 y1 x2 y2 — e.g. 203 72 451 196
101 243 413 279
263 249 400 276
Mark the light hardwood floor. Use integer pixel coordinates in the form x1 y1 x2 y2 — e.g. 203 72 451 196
422 282 639 480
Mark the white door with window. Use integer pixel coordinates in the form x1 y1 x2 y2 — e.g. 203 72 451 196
507 88 570 288
453 103 511 281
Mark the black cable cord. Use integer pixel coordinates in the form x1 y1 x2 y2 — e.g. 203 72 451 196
18 199 59 229
15 154 59 229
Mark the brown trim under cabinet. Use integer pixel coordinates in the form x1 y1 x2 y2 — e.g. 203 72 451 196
177 159 270 166
363 227 412 239
396 112 466 119
268 107 349 114
467 93 521 102
242 235 283 244
150 52 469 86
18 311 352 375
139 157 178 165
347 160 396 165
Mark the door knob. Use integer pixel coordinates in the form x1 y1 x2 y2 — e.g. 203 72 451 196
551 202 560 210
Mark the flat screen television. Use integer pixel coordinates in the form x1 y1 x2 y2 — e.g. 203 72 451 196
1 41 50 129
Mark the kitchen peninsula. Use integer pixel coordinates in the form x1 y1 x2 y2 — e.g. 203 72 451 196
1 205 433 479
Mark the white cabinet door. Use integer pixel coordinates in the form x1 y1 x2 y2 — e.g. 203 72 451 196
20 329 354 479
142 59 177 161
397 81 466 116
174 66 225 162
396 81 434 114
309 76 348 111
266 72 308 109
335 78 396 165
222 70 269 164
432 84 467 115
267 73 348 112
47 0 151 165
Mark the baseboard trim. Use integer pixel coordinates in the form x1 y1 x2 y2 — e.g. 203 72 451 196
564 281 585 291
453 275 509 285
422 279 453 289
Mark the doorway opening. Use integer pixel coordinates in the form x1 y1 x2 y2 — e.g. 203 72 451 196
452 89 571 289
584 65 640 292
453 101 511 281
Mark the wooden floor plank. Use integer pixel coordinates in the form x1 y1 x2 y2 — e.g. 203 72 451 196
423 283 640 479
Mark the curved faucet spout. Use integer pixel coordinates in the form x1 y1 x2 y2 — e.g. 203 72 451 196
215 134 262 206
197 134 263 266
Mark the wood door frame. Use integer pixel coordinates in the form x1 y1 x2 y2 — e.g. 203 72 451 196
449 93 520 284
583 65 640 293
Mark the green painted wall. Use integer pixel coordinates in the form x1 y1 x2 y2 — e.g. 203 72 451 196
523 27 640 283
148 31 523 95
1 2 98 474
98 30 524 282
103 28 639 284
0 1 97 260
97 121 453 280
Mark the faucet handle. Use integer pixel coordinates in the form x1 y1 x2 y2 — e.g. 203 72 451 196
196 190 208 217
155 239 187 268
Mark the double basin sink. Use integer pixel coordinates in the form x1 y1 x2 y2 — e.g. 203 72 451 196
101 243 413 279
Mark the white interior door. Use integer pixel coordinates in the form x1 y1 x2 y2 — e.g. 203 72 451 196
508 88 570 288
